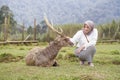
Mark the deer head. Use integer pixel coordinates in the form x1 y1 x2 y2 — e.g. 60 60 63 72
44 16 73 47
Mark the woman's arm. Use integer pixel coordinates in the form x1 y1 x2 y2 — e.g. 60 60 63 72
70 31 81 46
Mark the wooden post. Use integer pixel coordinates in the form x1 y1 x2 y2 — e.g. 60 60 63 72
108 26 111 39
4 17 7 41
112 25 119 40
7 15 10 41
34 18 36 40
22 23 25 40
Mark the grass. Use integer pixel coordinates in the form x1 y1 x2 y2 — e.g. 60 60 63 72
0 43 120 80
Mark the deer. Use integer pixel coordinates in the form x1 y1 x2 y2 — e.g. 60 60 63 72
25 16 73 67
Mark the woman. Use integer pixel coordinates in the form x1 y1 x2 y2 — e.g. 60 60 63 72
70 20 98 67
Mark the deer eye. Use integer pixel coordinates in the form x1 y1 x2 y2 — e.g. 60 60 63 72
64 38 69 42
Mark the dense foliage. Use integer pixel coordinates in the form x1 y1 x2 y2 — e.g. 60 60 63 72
39 21 120 42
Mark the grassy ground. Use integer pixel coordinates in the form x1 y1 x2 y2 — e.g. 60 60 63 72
0 43 120 80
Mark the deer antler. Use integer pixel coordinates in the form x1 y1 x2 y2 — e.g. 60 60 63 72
44 16 64 36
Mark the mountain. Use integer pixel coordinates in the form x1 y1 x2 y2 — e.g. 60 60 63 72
0 0 120 27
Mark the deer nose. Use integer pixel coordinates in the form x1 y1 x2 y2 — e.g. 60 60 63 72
69 41 74 46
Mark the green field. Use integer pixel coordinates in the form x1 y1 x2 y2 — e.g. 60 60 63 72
0 43 120 80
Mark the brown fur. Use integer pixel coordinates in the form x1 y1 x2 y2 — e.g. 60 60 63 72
25 36 73 67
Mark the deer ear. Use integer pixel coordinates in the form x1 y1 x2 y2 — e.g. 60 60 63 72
64 37 69 41
54 36 61 43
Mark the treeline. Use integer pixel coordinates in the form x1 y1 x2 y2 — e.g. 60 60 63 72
39 20 120 42
0 5 120 42
97 20 120 41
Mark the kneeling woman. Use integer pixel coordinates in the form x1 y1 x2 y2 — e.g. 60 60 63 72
70 20 98 67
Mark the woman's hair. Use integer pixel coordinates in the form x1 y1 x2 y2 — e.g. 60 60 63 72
84 20 95 31
83 20 95 35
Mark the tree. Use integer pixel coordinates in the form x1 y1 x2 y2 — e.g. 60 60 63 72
27 26 33 34
40 20 48 34
0 5 16 27
98 19 120 40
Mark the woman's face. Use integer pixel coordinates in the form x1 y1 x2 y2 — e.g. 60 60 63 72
83 24 92 34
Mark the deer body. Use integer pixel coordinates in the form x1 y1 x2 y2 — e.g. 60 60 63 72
25 41 63 66
25 16 73 67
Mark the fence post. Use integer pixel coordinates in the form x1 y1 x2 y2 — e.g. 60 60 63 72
22 23 25 40
34 18 36 40
4 17 7 41
7 14 10 41
112 25 119 40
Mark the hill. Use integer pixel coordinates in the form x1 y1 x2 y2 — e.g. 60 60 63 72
0 0 120 26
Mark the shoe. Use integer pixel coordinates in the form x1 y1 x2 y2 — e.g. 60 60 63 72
89 63 94 67
80 61 84 65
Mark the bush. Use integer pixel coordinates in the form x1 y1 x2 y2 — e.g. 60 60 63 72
111 50 120 55
57 52 78 62
112 57 120 65
0 53 23 63
64 53 78 62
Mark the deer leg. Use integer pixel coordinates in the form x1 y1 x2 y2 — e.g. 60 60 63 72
52 60 59 66
25 53 36 66
43 60 59 67
35 55 50 67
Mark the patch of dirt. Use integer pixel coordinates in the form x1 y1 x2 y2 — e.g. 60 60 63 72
112 61 120 65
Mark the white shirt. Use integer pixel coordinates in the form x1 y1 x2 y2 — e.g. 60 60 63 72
70 28 98 50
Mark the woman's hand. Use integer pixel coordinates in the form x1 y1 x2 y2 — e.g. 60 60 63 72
75 45 85 54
